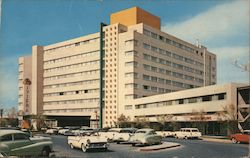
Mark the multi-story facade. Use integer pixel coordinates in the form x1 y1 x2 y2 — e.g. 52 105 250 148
18 7 217 128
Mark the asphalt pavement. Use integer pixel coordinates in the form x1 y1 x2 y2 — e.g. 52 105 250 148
49 135 249 158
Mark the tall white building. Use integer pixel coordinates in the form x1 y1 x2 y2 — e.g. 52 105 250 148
18 7 218 129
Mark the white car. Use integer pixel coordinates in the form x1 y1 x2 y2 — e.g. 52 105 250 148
156 131 174 138
129 128 162 146
99 128 122 142
113 128 137 144
58 126 79 135
71 126 94 136
45 127 62 135
174 128 202 139
67 133 108 152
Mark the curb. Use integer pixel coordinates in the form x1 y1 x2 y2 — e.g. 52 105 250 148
139 142 181 151
201 137 231 144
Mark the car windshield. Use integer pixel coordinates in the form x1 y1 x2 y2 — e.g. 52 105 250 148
243 131 250 134
192 129 199 132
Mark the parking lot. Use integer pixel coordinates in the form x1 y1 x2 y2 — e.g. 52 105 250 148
49 134 249 158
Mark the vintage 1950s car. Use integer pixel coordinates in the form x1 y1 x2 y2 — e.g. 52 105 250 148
230 130 250 144
113 128 137 144
129 128 162 146
174 128 202 139
0 130 53 157
67 133 108 152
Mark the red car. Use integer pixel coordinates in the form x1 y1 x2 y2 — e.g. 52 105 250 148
230 130 250 144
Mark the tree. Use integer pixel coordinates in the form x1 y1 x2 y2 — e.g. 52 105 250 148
156 114 174 130
216 104 238 135
30 115 47 131
6 107 18 119
191 109 208 134
134 115 150 128
117 114 130 127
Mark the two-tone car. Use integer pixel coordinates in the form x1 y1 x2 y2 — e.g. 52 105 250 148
0 129 53 157
174 128 202 139
230 130 250 144
129 128 162 146
67 132 108 152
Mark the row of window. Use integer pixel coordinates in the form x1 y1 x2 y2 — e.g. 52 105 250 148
44 89 99 97
44 60 99 73
133 93 226 109
44 50 99 65
143 64 204 83
43 79 99 89
143 53 203 75
143 29 196 54
43 98 99 105
142 84 172 93
44 37 100 54
143 42 204 66
44 69 99 82
43 108 97 113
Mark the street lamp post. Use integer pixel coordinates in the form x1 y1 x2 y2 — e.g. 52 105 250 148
0 109 3 118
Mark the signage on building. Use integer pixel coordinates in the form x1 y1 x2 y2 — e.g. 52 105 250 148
190 116 212 121
23 78 31 114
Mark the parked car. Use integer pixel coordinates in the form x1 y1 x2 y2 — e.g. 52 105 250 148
58 126 79 135
71 126 94 136
129 128 162 146
174 128 202 139
230 130 250 144
67 132 108 152
0 129 53 157
99 128 122 142
45 127 62 135
113 128 138 144
156 130 174 138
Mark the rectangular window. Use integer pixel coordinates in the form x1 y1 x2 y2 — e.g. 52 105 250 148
151 66 157 72
125 105 133 110
151 86 157 92
143 85 150 91
143 43 150 50
143 29 151 36
158 78 165 84
151 56 157 62
143 54 151 60
151 46 158 52
143 74 150 81
151 32 158 39
202 95 212 102
151 76 157 82
218 93 226 100
143 64 150 70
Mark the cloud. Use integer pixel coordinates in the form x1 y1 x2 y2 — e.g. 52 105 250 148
162 0 249 84
210 46 249 84
162 0 249 45
0 56 19 109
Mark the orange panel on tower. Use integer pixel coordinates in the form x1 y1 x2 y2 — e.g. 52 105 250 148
110 7 161 30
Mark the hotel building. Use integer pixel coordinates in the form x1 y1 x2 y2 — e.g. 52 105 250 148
18 7 227 131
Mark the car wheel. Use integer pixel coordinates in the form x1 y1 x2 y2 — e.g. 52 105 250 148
41 147 50 157
82 144 87 152
70 143 74 149
231 138 238 144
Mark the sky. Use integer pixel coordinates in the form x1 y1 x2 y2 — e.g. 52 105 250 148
0 0 249 110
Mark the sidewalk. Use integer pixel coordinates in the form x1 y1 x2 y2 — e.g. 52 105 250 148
201 135 231 143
